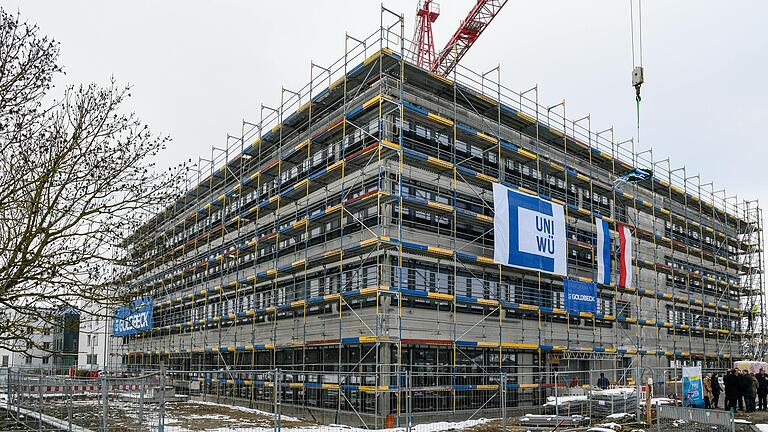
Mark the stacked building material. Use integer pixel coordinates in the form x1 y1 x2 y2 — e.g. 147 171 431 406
543 394 589 416
590 387 637 418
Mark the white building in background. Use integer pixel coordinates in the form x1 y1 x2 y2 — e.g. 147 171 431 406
0 304 109 371
0 317 54 368
77 302 108 370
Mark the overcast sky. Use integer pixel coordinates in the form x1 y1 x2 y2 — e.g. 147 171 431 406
9 1 768 219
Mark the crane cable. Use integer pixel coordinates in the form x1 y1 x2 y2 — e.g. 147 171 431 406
630 0 644 145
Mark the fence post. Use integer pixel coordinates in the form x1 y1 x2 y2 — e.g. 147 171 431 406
635 360 641 423
554 370 559 417
38 369 43 432
645 376 653 427
273 368 282 432
279 368 283 432
101 372 108 432
406 370 412 432
587 370 592 426
5 368 10 424
672 363 679 407
159 362 166 432
139 376 145 427
16 372 21 424
67 378 73 432
501 372 507 432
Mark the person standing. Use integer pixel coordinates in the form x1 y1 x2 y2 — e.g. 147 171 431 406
738 369 750 411
724 369 738 413
750 372 759 412
597 372 610 390
757 368 768 411
703 373 712 409
711 373 722 409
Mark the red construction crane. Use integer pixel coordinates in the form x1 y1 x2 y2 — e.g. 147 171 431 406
410 0 509 76
432 0 508 76
410 1 440 69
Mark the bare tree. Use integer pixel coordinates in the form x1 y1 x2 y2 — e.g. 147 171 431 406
0 9 186 354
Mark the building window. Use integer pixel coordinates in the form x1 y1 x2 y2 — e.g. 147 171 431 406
553 291 564 309
25 355 32 365
42 356 49 365
2 355 8 367
87 354 98 365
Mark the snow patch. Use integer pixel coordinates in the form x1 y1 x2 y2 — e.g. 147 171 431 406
592 387 636 396
189 399 301 422
165 417 494 432
543 395 588 406
594 422 622 430
640 397 676 406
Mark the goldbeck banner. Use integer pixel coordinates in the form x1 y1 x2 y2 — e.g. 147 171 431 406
113 296 153 337
564 279 597 314
493 183 567 276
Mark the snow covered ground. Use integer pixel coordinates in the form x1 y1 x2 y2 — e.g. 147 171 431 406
183 400 303 422
163 418 494 432
3 393 495 432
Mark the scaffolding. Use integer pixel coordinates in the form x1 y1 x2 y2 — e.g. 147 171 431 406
110 6 766 425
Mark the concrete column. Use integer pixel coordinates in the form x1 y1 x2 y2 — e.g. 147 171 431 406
377 342 392 420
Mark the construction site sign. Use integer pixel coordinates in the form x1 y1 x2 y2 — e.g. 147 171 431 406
682 366 705 407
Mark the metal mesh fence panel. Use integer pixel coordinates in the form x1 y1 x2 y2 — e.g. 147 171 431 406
0 366 749 431
656 404 734 432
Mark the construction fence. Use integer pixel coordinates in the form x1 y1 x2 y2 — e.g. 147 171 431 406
0 366 739 431
656 404 735 432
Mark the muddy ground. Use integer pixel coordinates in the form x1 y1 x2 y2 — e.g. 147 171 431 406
14 398 316 431
734 407 768 424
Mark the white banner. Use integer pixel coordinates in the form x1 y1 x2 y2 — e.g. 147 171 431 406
493 183 567 275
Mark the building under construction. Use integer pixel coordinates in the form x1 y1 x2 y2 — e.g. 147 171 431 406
112 8 765 424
